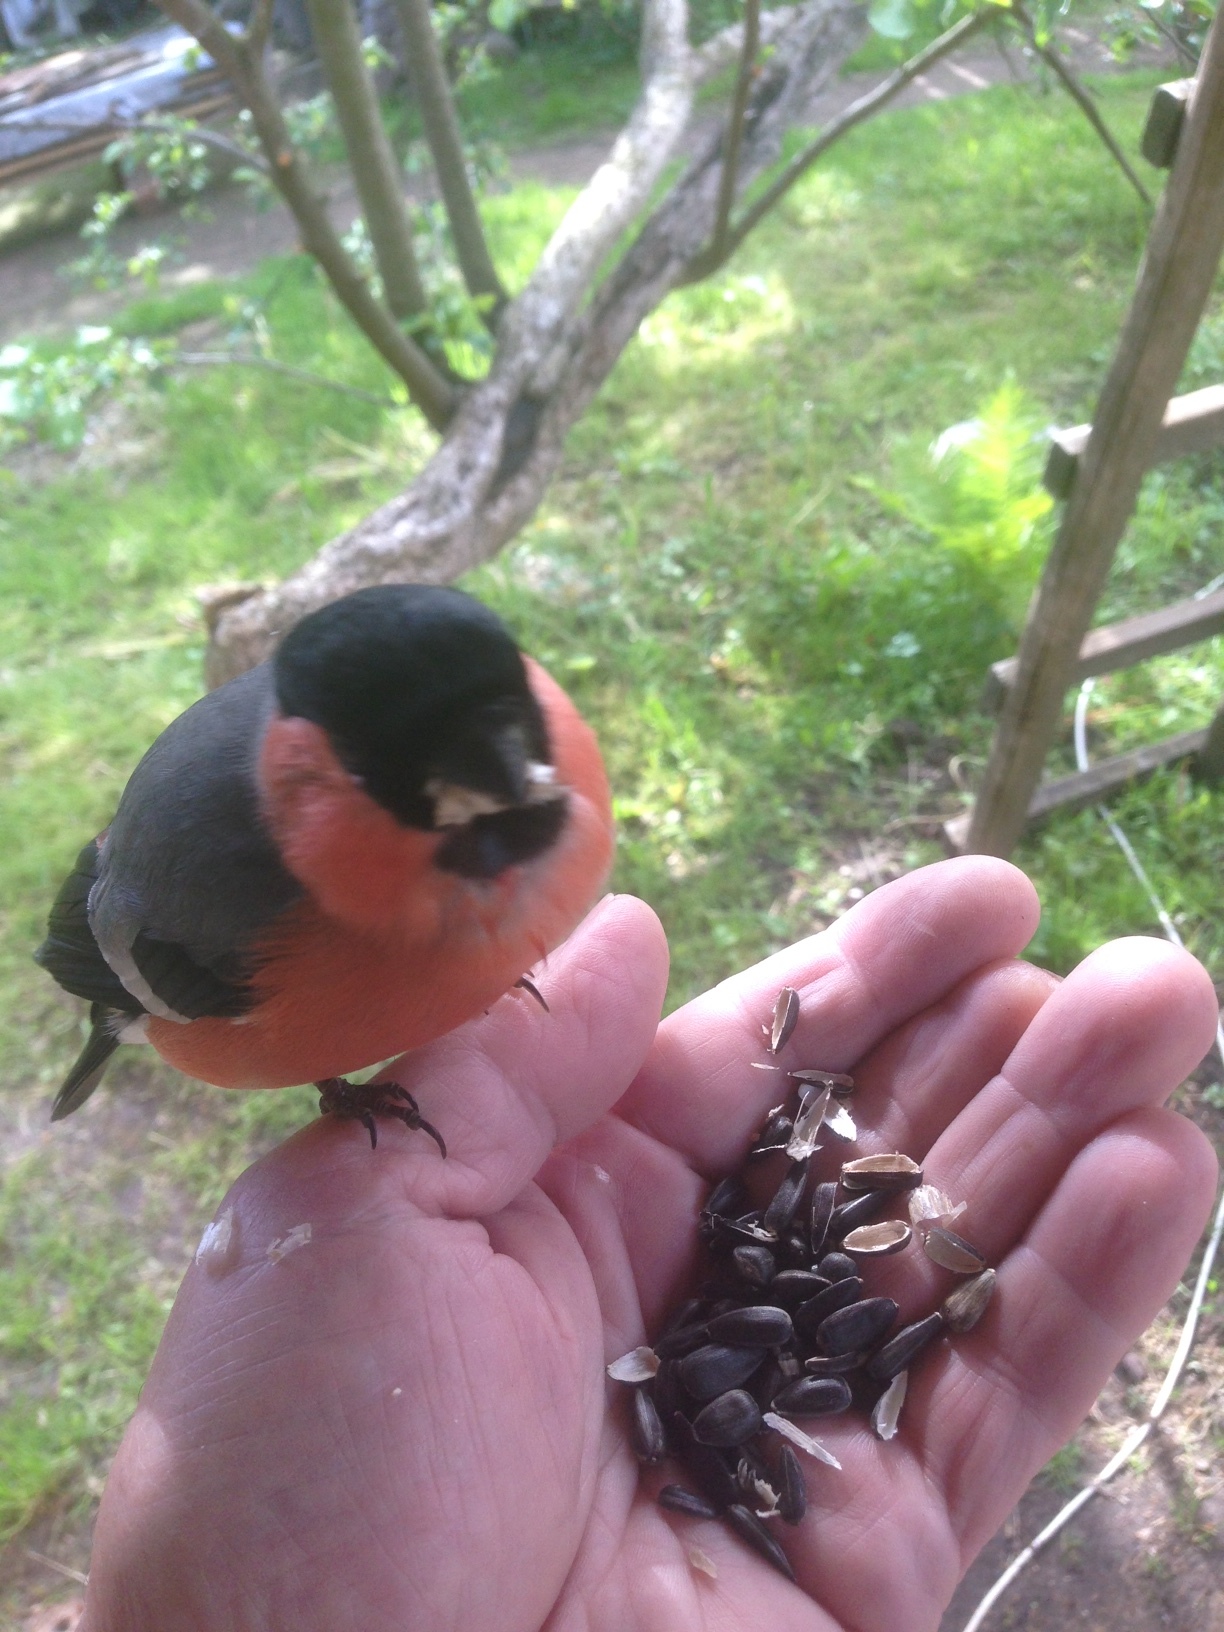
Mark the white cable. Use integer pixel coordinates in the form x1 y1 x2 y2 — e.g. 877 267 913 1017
961 674 1224 1632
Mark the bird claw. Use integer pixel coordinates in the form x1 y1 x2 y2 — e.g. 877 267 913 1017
315 1077 447 1157
514 974 549 1012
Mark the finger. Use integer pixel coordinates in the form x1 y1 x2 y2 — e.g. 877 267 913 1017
344 892 670 1217
918 1106 1218 1559
619 856 1040 1173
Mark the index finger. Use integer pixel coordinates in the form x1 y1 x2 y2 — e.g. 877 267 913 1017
617 856 1040 1173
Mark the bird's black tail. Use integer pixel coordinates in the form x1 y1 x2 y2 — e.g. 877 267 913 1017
51 1004 121 1121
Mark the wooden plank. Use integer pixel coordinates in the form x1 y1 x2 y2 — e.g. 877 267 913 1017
1042 382 1224 499
1142 78 1194 168
945 726 1207 850
985 585 1224 706
965 9 1224 858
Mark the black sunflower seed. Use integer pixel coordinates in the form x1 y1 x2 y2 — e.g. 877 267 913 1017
816 1251 857 1282
655 1322 711 1360
865 1312 944 1383
763 1160 810 1236
678 1344 767 1400
776 1443 807 1525
658 1484 720 1520
772 1375 853 1416
630 1386 666 1463
768 1269 830 1309
809 1181 838 1258
749 1109 794 1156
793 1276 863 1343
726 1504 796 1581
671 1413 739 1509
692 1389 763 1447
817 1296 898 1356
706 1305 794 1348
803 1349 866 1375
704 1176 748 1218
829 1190 892 1239
730 1244 777 1290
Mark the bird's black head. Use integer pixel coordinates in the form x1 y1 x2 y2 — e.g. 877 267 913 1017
273 586 567 878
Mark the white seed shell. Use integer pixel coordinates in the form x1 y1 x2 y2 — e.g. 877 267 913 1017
195 1206 238 1276
763 1412 843 1468
872 1370 908 1440
823 1103 858 1142
607 1346 661 1383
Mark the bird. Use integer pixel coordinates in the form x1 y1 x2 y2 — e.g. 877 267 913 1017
34 584 615 1150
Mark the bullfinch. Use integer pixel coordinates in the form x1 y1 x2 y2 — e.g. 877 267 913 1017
35 584 615 1149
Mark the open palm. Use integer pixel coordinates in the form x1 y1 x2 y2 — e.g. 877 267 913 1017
81 858 1219 1632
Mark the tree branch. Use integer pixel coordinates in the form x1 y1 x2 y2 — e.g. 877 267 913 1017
392 0 506 318
693 5 798 85
303 0 430 323
1015 4 1153 207
687 6 991 278
711 0 761 260
153 0 457 428
245 0 274 57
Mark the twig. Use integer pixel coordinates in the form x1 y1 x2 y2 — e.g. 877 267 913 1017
693 4 797 85
11 112 267 172
1013 3 1153 207
392 0 506 319
175 351 401 407
153 0 456 429
711 0 760 260
688 8 991 278
245 0 274 57
958 679 1224 1632
24 1549 89 1588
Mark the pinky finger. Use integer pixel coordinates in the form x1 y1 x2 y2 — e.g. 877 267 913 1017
914 1105 1218 1564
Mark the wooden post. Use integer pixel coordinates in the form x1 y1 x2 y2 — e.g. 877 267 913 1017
965 14 1224 857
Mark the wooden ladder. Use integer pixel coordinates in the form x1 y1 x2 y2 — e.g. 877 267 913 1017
947 14 1224 856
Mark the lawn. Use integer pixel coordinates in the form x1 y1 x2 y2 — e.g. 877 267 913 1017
1 54 1222 1604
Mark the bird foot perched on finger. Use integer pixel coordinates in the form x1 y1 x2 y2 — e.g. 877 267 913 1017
316 1078 447 1156
515 975 550 1012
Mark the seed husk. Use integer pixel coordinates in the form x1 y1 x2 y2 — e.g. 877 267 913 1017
763 1160 810 1236
871 1370 908 1441
908 1184 965 1227
772 1375 853 1416
776 1443 807 1524
921 1225 987 1275
823 1102 857 1142
830 1190 893 1238
793 1276 864 1342
679 1343 767 1400
842 1219 913 1257
816 1251 858 1282
865 1312 944 1383
630 1386 667 1464
769 988 801 1055
726 1503 796 1581
787 1086 830 1161
942 1268 996 1333
708 1213 776 1248
706 1305 794 1348
817 1296 898 1356
762 1411 843 1467
789 1068 855 1098
692 1389 764 1447
809 1181 838 1258
730 1244 777 1290
748 1108 793 1157
658 1484 720 1520
607 1345 660 1383
841 1153 924 1192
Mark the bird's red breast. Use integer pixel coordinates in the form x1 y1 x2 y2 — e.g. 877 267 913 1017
146 658 614 1090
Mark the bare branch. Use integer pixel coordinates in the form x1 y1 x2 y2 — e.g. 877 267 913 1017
246 0 274 57
712 0 761 260
154 0 457 429
175 352 401 407
392 0 506 316
689 7 991 276
303 0 430 322
1015 4 1153 207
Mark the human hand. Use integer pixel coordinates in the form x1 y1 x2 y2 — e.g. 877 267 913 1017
79 859 1219 1632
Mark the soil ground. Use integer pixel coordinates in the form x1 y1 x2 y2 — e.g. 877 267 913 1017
5 25 1222 1632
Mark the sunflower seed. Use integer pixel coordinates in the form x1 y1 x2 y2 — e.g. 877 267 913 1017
671 1413 740 1508
658 1484 720 1519
865 1312 944 1382
762 1411 843 1467
769 988 801 1055
840 1153 924 1192
730 1244 777 1290
705 1176 749 1218
726 1504 796 1581
789 1068 855 1098
817 1296 898 1356
630 1386 667 1463
842 1219 913 1257
607 1346 660 1383
655 1322 711 1359
809 1181 838 1258
706 1306 794 1347
776 1443 807 1524
829 1190 892 1238
748 1108 794 1157
654 1357 682 1421
679 1344 767 1400
768 1269 829 1308
816 1251 858 1282
942 1268 996 1333
921 1225 987 1275
871 1370 908 1440
763 1160 809 1236
793 1276 864 1342
692 1389 764 1447
708 1214 776 1248
772 1375 853 1416
803 1349 866 1375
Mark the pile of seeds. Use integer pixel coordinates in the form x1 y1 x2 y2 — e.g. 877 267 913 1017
607 987 997 1582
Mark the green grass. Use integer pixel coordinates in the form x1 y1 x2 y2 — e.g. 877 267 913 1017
3 68 1223 1555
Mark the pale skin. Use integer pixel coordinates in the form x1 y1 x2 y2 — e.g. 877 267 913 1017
80 857 1220 1632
